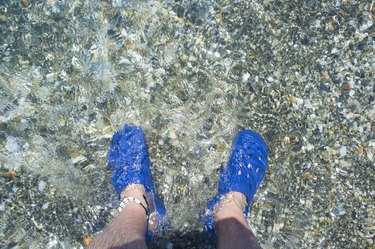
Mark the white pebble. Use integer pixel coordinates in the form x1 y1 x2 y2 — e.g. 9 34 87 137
297 98 304 105
346 112 354 120
6 136 20 152
38 180 46 191
51 5 61 13
339 146 347 157
242 72 250 82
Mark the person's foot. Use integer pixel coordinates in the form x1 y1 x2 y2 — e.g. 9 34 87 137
205 130 268 234
120 183 148 211
213 191 246 222
107 125 166 237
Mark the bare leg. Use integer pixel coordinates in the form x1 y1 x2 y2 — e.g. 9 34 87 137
88 184 148 249
214 191 261 249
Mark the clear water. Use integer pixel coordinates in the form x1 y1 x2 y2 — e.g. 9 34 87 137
0 0 374 248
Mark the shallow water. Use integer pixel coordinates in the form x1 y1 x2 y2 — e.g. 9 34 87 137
0 0 374 248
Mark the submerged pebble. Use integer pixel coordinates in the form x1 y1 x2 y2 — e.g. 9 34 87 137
339 146 347 157
38 181 46 192
6 137 20 152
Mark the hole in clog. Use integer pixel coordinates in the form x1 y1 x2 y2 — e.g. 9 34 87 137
134 163 141 169
240 154 244 158
239 162 243 166
259 156 262 161
256 168 260 173
247 173 250 178
248 154 252 159
247 163 251 169
238 170 242 175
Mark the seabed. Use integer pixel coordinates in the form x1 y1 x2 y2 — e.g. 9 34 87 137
0 0 374 248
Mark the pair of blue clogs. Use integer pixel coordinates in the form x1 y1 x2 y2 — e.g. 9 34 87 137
107 125 268 238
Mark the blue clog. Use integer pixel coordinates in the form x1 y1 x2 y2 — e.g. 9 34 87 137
205 130 268 235
107 124 166 238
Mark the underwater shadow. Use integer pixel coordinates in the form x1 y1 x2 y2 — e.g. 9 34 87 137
148 229 215 249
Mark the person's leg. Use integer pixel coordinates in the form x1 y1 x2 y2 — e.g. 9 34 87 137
205 130 268 249
88 184 148 249
214 191 261 249
88 125 166 248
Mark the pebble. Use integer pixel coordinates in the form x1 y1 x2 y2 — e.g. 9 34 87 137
102 0 112 10
339 146 347 157
21 0 30 7
169 131 177 140
0 1 373 248
356 147 364 154
51 4 62 13
242 72 250 82
325 164 333 171
38 181 46 192
342 82 352 91
296 98 304 105
304 172 313 180
321 151 329 159
339 210 346 215
6 136 20 152
328 130 334 137
284 136 291 144
82 235 93 246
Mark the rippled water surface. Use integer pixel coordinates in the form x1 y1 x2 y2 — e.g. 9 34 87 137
0 0 374 248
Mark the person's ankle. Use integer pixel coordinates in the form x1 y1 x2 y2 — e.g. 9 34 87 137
121 184 146 199
120 184 148 213
214 191 247 221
